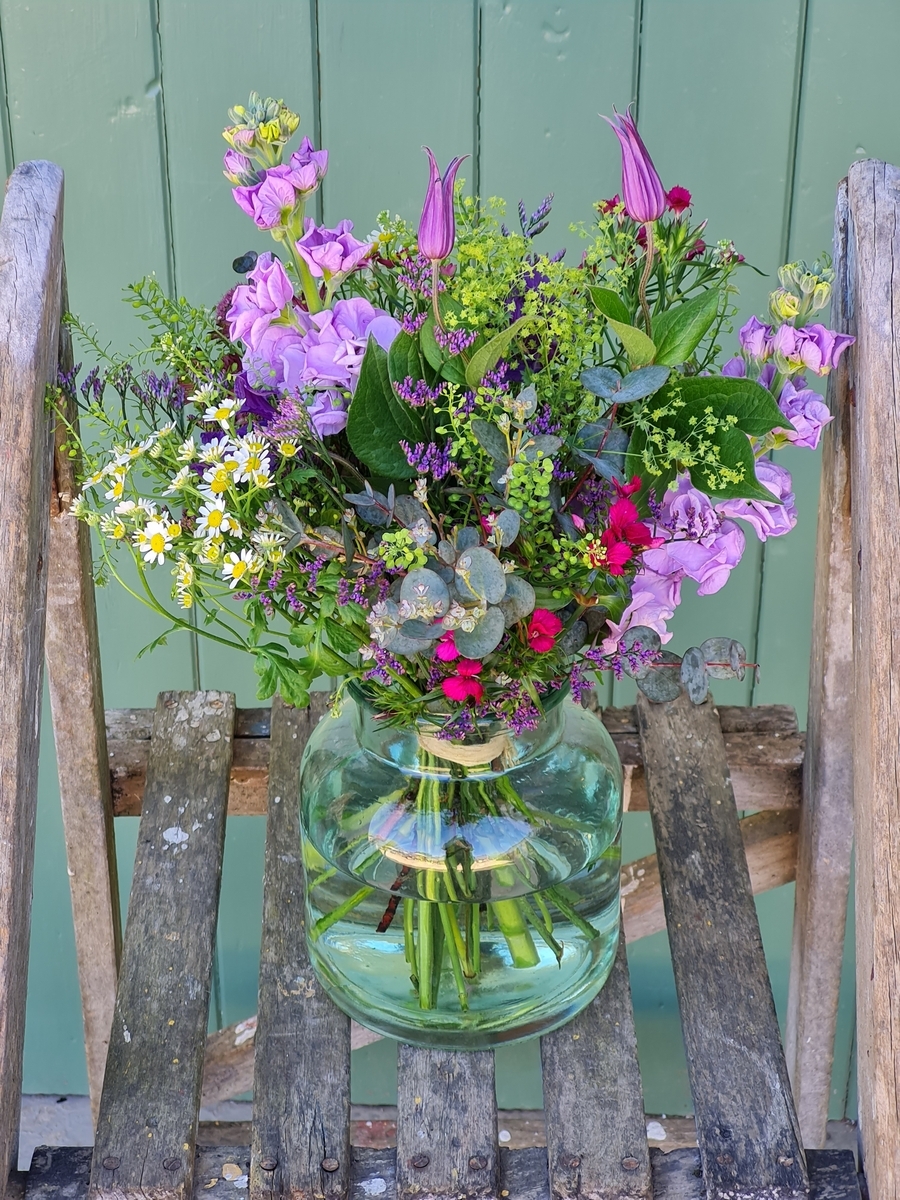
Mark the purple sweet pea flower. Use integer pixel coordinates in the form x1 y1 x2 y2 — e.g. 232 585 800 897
602 107 666 224
296 219 371 281
716 458 797 541
642 475 745 596
234 371 278 423
771 323 854 376
739 315 773 360
232 170 298 230
722 356 746 378
226 253 296 351
223 149 254 185
601 567 682 655
288 136 328 189
418 147 467 262
775 379 833 449
307 390 349 437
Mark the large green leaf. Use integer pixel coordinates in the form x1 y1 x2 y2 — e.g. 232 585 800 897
691 427 777 502
387 328 425 388
464 315 541 388
607 318 656 367
346 340 424 478
588 286 632 325
651 290 721 366
673 376 791 438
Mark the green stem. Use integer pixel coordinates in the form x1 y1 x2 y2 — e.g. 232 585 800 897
311 885 372 941
467 903 481 975
545 887 600 941
403 899 419 989
439 904 470 1007
490 898 540 968
521 899 564 964
638 222 656 337
417 901 436 1009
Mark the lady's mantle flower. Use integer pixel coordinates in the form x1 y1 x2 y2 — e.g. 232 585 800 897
441 658 484 703
527 609 563 653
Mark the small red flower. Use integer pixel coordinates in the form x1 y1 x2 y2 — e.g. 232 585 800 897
608 496 657 550
666 185 692 215
527 608 564 653
441 658 484 703
434 630 459 662
596 194 621 215
685 238 706 262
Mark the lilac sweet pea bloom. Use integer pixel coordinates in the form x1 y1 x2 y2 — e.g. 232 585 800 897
602 107 666 224
418 148 467 262
223 150 254 185
776 379 833 449
296 219 371 281
716 459 797 541
226 253 296 350
288 136 328 189
232 170 298 230
722 356 746 378
772 323 854 376
739 315 773 360
601 568 682 655
642 475 745 596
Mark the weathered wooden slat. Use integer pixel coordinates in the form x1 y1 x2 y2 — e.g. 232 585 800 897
784 178 855 1150
250 694 352 1200
45 272 121 1126
106 703 803 816
395 1047 497 1200
848 157 900 1199
541 932 651 1200
636 693 807 1200
20 1146 863 1200
0 159 64 1191
89 692 235 1200
198 807 798 1105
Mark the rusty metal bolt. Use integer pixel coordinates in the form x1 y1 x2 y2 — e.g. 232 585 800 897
568 1156 582 1170
259 1158 278 1172
716 1154 733 1166
409 1153 431 1169
163 1158 181 1172
320 1158 339 1173
621 1157 640 1171
101 1157 120 1172
468 1156 488 1171
777 1156 795 1168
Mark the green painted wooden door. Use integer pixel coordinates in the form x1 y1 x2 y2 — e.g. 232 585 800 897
12 0 894 1116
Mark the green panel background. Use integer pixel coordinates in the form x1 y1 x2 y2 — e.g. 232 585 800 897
10 0 896 1116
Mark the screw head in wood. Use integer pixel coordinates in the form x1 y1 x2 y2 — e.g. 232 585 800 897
568 1156 582 1170
468 1156 488 1171
410 1153 431 1169
320 1158 339 1173
777 1156 795 1168
101 1157 120 1171
163 1158 181 1172
716 1154 733 1166
621 1157 640 1171
259 1158 278 1172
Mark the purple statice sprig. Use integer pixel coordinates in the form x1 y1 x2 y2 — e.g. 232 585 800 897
400 439 453 480
396 251 444 300
363 646 404 686
402 311 428 335
434 325 477 357
394 376 446 406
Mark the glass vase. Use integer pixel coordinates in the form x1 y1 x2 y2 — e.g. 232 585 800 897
298 686 623 1048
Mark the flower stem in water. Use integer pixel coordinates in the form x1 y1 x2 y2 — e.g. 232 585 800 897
311 885 373 941
439 904 470 1008
491 898 540 968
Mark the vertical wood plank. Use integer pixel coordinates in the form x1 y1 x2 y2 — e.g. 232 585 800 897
636 693 807 1200
0 158 63 1192
46 273 122 1126
541 934 651 1200
847 157 900 1200
90 691 234 1200
784 179 854 1149
250 694 352 1200
396 1047 498 1200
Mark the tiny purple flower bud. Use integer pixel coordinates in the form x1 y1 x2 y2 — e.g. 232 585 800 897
602 107 667 224
418 147 467 262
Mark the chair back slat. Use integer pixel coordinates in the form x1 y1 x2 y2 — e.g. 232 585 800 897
89 691 235 1200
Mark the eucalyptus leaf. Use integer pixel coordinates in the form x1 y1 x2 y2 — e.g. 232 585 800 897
635 649 683 703
400 568 450 615
559 620 587 655
453 605 506 658
581 366 622 400
514 385 538 419
493 508 521 547
393 494 431 530
437 539 457 565
454 526 480 552
729 639 747 681
399 618 442 641
614 364 671 403
471 418 510 463
700 637 744 680
607 318 656 366
384 630 437 657
680 646 710 704
454 547 508 605
498 574 536 626
520 433 563 462
464 315 541 389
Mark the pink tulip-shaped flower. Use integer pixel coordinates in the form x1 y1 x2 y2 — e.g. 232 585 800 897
602 108 666 224
418 147 467 262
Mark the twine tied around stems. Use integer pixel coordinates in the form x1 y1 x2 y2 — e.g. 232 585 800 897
417 731 513 767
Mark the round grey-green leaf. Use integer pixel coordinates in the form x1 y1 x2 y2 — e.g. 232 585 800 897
400 568 450 615
455 526 480 552
620 625 662 656
559 619 587 655
498 574 536 627
700 637 742 680
455 547 507 605
680 647 709 704
635 650 683 703
453 606 506 658
493 508 521 547
399 618 441 641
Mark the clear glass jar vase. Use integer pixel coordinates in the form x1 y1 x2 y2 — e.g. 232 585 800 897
298 686 623 1048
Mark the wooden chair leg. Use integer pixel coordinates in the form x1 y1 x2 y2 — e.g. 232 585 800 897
784 177 855 1148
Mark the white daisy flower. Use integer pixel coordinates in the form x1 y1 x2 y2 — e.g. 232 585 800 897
201 465 233 497
134 520 172 565
203 397 238 428
276 440 299 458
199 537 224 564
104 472 127 502
233 440 271 485
195 498 239 539
176 436 197 463
164 466 192 494
222 549 258 588
114 500 138 515
100 515 128 540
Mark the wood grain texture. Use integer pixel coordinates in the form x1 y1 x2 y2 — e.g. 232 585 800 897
107 703 803 816
45 273 121 1126
0 159 64 1191
847 158 900 1200
541 932 651 1200
784 178 855 1149
395 1046 497 1200
90 692 235 1200
636 693 807 1200
250 694 352 1200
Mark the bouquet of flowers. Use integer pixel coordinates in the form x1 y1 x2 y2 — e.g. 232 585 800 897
59 95 851 1037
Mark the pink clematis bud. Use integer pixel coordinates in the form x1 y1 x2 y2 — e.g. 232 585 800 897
418 147 467 262
602 108 666 224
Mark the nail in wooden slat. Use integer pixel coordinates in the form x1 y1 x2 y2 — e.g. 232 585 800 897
636 692 807 1200
250 693 350 1200
0 159 64 1190
541 931 651 1199
784 177 855 1150
396 1046 497 1199
89 691 235 1200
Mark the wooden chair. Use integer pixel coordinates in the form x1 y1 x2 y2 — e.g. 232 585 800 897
1 154 891 1199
